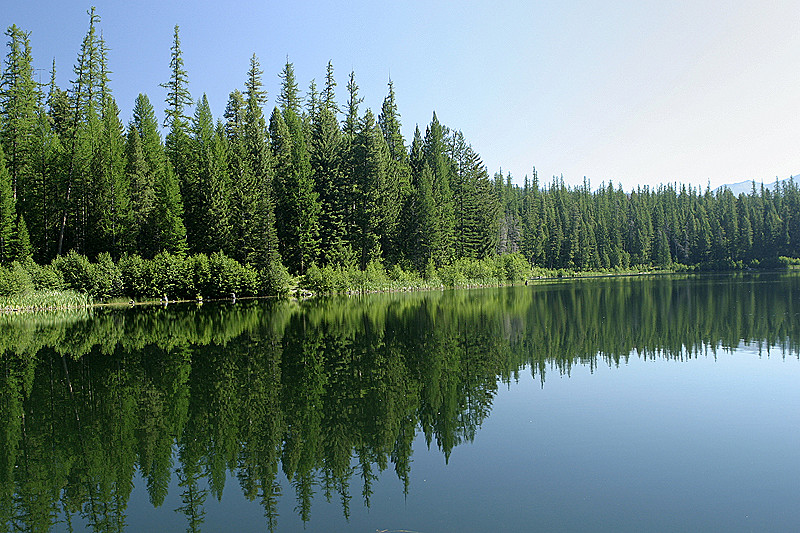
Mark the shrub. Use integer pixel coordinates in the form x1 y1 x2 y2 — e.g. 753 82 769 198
501 252 532 282
0 262 34 297
186 253 211 297
89 252 124 300
260 260 291 296
118 254 149 298
52 250 93 293
151 251 187 299
21 259 64 291
439 262 468 288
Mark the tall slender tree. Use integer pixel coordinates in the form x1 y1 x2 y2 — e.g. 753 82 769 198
0 142 15 263
1 25 40 202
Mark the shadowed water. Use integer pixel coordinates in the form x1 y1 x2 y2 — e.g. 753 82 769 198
1 272 799 532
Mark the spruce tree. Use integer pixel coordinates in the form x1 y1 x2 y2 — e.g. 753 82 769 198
352 109 389 268
93 92 132 257
275 60 319 273
423 113 455 266
0 142 15 263
190 95 232 255
11 214 31 262
243 54 279 270
1 24 40 207
310 105 348 265
149 161 188 256
161 25 192 130
377 80 411 264
129 93 165 255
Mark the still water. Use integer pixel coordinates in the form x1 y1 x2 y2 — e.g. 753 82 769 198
1 273 799 532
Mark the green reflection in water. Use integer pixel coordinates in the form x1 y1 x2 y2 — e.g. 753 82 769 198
1 272 799 532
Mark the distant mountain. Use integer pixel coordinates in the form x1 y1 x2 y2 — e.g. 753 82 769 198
714 175 798 196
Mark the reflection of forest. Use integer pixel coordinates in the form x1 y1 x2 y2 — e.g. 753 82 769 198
2 273 799 532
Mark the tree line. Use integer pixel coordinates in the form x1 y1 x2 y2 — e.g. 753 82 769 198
1 10 798 285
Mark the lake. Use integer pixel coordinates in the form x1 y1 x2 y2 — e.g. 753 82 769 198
1 272 799 532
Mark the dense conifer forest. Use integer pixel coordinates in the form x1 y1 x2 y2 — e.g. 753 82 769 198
1 10 800 300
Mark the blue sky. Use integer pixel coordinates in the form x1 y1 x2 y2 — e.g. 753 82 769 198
4 1 799 190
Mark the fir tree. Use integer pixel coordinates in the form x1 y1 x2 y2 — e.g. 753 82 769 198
161 25 192 130
0 142 15 263
310 105 348 265
149 161 187 256
377 80 411 264
11 213 31 262
423 113 455 266
242 55 279 270
352 109 389 268
1 24 40 201
189 95 232 254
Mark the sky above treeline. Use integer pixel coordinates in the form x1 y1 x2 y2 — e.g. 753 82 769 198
4 1 799 190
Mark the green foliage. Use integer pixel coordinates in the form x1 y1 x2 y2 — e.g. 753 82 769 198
118 253 149 297
51 249 93 293
22 259 64 291
150 250 188 297
260 259 292 296
90 251 124 299
0 261 33 296
4 12 800 286
499 252 532 282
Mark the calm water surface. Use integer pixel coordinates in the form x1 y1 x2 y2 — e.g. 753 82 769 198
1 273 799 532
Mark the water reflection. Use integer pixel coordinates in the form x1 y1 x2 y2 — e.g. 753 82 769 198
1 273 799 532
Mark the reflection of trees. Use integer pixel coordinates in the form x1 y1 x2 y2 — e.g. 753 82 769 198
1 273 800 531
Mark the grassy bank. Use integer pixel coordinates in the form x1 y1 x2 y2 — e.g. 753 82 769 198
3 250 799 311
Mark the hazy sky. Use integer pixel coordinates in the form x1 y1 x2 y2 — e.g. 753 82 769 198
4 1 799 190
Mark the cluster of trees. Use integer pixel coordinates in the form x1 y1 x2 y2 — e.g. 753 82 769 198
495 173 800 271
1 10 798 289
0 11 497 281
3 273 799 531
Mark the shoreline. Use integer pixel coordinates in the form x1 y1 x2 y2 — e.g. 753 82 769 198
1 267 791 314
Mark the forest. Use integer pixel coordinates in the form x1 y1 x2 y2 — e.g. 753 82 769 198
2 10 800 300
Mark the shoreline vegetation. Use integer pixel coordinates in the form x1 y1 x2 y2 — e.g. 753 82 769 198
4 11 800 314
2 250 799 313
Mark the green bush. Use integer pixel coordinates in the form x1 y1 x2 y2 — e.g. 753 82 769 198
260 260 291 296
0 262 34 297
118 254 149 298
52 250 93 293
151 251 187 299
90 252 124 299
21 259 64 291
501 252 531 282
186 253 211 297
439 262 468 288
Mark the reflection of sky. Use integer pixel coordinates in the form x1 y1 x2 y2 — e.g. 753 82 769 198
69 345 800 532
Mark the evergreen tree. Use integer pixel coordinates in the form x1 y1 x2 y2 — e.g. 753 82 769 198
149 161 188 255
1 24 40 202
242 54 280 270
57 7 104 255
274 59 319 273
161 25 193 130
310 105 348 265
0 142 15 263
129 93 166 255
423 113 455 266
352 109 389 268
377 80 410 264
92 92 131 257
322 61 338 115
11 213 32 262
189 95 232 255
